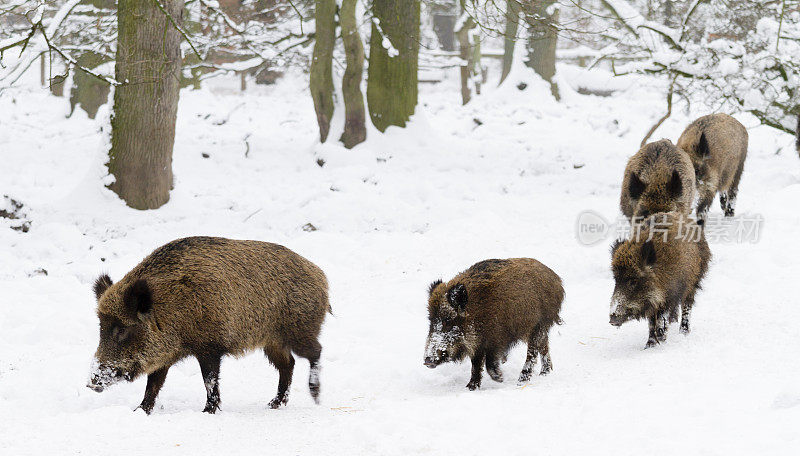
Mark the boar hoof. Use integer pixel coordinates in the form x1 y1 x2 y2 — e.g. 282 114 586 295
466 381 481 391
517 372 532 385
269 395 289 409
203 403 220 414
487 368 503 383
680 323 690 334
645 339 659 349
136 403 154 415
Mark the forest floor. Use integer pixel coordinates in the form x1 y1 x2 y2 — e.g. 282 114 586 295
1 63 799 455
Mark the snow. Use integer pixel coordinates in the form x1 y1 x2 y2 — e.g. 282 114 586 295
1 61 800 455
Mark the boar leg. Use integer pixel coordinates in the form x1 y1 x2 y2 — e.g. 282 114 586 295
538 332 553 376
138 366 169 415
198 354 222 414
265 346 295 409
680 294 695 334
293 339 322 404
645 312 669 348
485 351 503 383
720 162 743 217
466 350 485 390
518 336 539 384
696 176 718 222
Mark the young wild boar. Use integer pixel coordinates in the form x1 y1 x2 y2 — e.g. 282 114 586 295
619 139 696 221
424 259 564 390
676 113 748 219
87 236 330 414
609 212 710 348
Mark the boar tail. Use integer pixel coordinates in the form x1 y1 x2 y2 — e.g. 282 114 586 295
327 304 334 316
555 317 564 326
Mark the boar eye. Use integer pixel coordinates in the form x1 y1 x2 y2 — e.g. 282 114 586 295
112 325 131 343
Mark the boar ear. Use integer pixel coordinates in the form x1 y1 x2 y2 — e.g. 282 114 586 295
428 279 443 296
628 172 645 199
93 274 113 300
124 279 153 319
446 283 468 312
640 240 657 266
667 170 682 197
697 132 710 157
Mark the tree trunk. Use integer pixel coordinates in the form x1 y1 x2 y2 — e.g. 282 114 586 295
70 51 110 119
524 0 560 100
339 0 366 149
367 0 420 132
310 0 336 142
796 113 800 158
108 0 183 210
500 0 521 84
431 2 457 51
456 13 475 105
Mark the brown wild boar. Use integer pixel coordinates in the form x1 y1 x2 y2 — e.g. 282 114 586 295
87 236 330 413
609 212 710 348
424 259 564 390
620 139 696 221
676 113 748 219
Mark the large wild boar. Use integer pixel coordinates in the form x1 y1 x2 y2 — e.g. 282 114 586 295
676 113 748 219
424 259 564 390
609 212 710 348
619 139 696 221
87 236 330 413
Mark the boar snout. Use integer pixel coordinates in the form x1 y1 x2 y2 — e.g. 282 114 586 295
87 359 133 392
424 355 442 369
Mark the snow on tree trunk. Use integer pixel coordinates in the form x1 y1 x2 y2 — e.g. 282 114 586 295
339 0 366 149
367 0 420 132
108 0 183 210
456 12 476 105
310 0 336 143
524 0 560 100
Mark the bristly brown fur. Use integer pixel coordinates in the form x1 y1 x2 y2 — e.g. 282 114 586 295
425 258 565 389
610 212 711 347
428 279 443 295
90 236 329 413
619 139 696 221
676 113 748 219
93 274 113 300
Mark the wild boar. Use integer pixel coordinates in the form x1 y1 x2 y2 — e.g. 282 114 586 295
619 139 696 221
609 212 711 348
424 258 564 390
87 236 330 413
676 113 748 219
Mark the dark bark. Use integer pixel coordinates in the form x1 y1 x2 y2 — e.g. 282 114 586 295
108 0 183 210
70 51 110 119
339 0 366 148
310 0 336 142
367 0 420 132
500 0 521 84
524 0 560 100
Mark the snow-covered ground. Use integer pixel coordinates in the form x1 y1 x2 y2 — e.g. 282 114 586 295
1 63 799 455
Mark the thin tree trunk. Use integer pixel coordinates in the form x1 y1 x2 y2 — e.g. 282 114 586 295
367 0 420 132
456 12 475 105
70 51 110 118
524 0 560 100
108 0 183 210
310 0 336 142
500 0 521 84
339 0 366 148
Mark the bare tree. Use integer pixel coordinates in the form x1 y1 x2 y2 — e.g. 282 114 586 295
108 0 184 209
309 0 336 142
340 0 366 148
367 0 420 132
